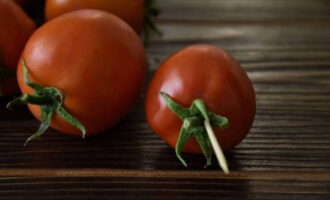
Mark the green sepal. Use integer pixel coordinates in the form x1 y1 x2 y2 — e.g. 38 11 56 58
193 128 212 168
57 107 86 139
175 119 192 167
160 92 229 167
160 92 190 120
209 113 229 128
7 58 86 145
193 99 210 121
22 59 42 91
24 105 53 146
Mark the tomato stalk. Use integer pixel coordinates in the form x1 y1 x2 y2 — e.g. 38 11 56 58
7 59 86 145
160 92 230 174
142 0 161 45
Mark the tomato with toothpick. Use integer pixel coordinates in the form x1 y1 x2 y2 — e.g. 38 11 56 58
145 44 256 173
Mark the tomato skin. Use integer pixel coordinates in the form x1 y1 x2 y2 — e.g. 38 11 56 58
0 0 35 70
18 9 146 136
145 45 255 153
45 0 144 33
0 0 35 96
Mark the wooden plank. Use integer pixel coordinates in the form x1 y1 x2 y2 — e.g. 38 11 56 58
0 169 329 179
151 23 330 43
0 0 329 199
1 47 329 170
0 85 329 171
0 170 329 200
147 23 330 71
157 0 330 22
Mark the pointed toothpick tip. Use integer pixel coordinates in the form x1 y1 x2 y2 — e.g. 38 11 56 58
204 119 230 175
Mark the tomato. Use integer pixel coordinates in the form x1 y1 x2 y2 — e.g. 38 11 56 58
145 44 255 168
0 0 33 96
45 0 145 33
14 10 145 141
0 0 35 70
0 0 35 96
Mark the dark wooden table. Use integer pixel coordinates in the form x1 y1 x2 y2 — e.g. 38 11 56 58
1 0 330 199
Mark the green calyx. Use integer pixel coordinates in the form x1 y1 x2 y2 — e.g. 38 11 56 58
142 0 162 45
7 59 86 146
160 92 229 168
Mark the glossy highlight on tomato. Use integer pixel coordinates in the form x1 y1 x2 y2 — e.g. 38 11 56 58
45 0 145 33
17 9 146 137
145 44 256 155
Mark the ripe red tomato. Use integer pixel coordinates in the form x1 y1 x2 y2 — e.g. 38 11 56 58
45 0 145 33
0 0 35 70
16 10 146 138
0 0 35 95
145 45 255 161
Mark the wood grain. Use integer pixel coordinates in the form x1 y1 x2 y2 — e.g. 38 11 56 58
157 0 330 22
1 0 330 199
0 170 329 200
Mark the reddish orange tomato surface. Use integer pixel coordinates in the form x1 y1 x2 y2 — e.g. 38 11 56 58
45 0 144 33
145 44 256 154
18 9 146 136
0 0 35 70
0 0 35 96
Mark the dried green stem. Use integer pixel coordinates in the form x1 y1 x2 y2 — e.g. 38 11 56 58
7 58 86 145
160 92 229 173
